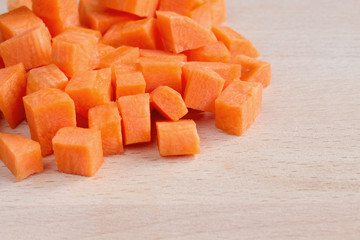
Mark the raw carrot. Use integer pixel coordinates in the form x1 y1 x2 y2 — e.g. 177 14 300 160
7 0 32 11
159 0 204 15
140 49 187 62
97 46 139 69
111 63 138 86
64 26 102 41
186 1 212 29
0 133 43 182
207 0 227 25
115 72 146 99
184 41 231 63
103 0 160 18
52 127 103 177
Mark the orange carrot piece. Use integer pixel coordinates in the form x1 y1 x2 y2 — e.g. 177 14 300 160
183 65 225 112
0 6 44 40
207 0 227 25
65 68 112 118
26 64 69 95
97 46 140 69
233 55 272 88
156 11 217 53
64 26 102 41
140 49 187 62
139 58 183 93
7 0 32 11
0 25 52 70
213 25 260 59
215 80 262 136
159 0 204 15
0 63 26 128
97 43 115 59
103 0 160 18
32 0 79 36
150 86 188 121
23 88 77 156
88 103 124 156
115 72 146 99
156 120 200 157
111 63 138 86
117 93 151 145
0 133 43 182
186 1 212 29
184 41 231 63
52 127 104 177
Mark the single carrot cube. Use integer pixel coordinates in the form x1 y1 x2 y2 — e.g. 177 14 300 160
159 0 204 15
156 11 217 53
103 0 159 18
213 25 260 59
97 43 115 60
23 88 77 156
64 26 102 41
186 1 212 29
184 41 231 63
52 127 104 177
156 120 200 157
140 49 187 62
65 68 112 118
0 133 43 182
26 64 69 95
208 0 227 25
32 0 79 36
0 25 52 70
88 103 124 156
117 93 151 145
139 58 183 93
111 63 138 86
97 46 139 69
115 72 146 99
0 6 44 40
183 65 225 112
150 86 188 121
233 55 272 88
7 0 33 11
215 80 263 136
0 63 26 129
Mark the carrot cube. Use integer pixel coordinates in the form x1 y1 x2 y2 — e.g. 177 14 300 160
117 93 151 145
115 72 146 99
184 41 231 63
64 26 102 41
111 63 138 86
140 49 187 62
0 25 52 70
7 0 33 11
26 64 69 95
97 43 115 60
215 80 263 136
65 68 112 118
150 86 188 121
103 0 159 18
23 88 77 156
0 133 43 182
0 63 26 129
159 0 204 15
52 127 104 177
186 1 212 29
208 0 227 25
89 103 124 156
156 120 200 157
183 65 225 112
97 46 139 69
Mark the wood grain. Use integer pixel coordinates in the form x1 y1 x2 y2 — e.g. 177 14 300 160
1 0 360 239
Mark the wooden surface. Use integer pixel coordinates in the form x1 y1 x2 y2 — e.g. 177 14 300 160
1 1 360 239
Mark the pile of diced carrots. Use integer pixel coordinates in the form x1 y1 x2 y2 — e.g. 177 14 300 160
0 0 271 181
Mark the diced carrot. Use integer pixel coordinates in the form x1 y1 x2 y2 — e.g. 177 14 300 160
32 0 79 36
156 120 200 156
156 11 217 53
139 58 183 93
65 68 112 118
115 72 146 99
97 43 115 59
140 49 187 62
233 55 272 88
103 0 160 18
213 25 260 59
111 63 138 86
0 25 52 70
183 65 225 112
52 127 103 177
0 133 43 182
207 0 227 25
0 6 44 40
185 61 241 88
7 0 32 11
64 26 102 41
26 64 69 95
88 103 124 156
184 41 231 63
79 0 104 25
76 113 88 128
150 86 188 121
23 88 77 156
0 63 26 128
186 1 212 29
97 46 139 69
159 0 204 15
215 80 262 136
117 93 151 145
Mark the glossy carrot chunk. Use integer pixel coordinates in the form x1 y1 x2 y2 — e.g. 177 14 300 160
7 0 32 11
103 0 159 18
207 0 227 25
97 46 139 69
140 49 187 62
115 72 146 99
184 41 231 63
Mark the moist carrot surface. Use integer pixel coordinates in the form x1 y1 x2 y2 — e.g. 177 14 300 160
207 0 227 25
186 1 212 30
7 0 33 11
115 72 146 99
140 49 187 62
159 0 204 15
184 41 231 63
97 46 139 69
103 0 159 18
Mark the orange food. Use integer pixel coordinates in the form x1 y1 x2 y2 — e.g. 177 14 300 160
103 0 159 18
115 72 146 99
0 25 52 70
26 64 69 95
184 41 231 63
52 127 103 177
183 65 225 112
65 68 112 118
156 11 217 53
0 133 43 182
64 26 102 41
23 88 77 156
32 0 80 36
140 49 187 62
89 103 124 156
111 63 138 86
97 46 139 69
233 55 271 88
0 6 44 41
150 86 188 121
207 0 227 25
186 1 212 29
213 25 260 59
159 0 204 15
215 80 262 136
7 0 32 11
156 120 200 156
0 63 26 129
117 93 151 145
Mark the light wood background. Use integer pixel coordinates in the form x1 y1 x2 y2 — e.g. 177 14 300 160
1 0 359 239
